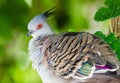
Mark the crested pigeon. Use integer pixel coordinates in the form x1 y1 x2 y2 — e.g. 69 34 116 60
28 8 120 83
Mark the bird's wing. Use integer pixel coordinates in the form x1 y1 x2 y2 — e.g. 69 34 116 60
45 32 119 80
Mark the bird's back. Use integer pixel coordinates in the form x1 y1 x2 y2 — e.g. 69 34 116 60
44 32 120 80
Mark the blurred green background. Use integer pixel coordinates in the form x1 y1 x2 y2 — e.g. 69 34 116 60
0 0 109 83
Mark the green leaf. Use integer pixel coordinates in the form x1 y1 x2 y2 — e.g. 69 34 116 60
111 39 120 60
116 52 120 60
94 31 106 39
105 33 115 44
94 0 120 21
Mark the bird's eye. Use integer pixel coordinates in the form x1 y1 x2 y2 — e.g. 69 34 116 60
36 23 43 30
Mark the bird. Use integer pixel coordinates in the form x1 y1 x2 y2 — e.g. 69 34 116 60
27 7 120 83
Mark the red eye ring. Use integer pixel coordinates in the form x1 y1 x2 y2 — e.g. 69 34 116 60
36 24 43 30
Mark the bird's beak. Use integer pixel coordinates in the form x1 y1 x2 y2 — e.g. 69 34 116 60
27 30 34 36
27 31 31 36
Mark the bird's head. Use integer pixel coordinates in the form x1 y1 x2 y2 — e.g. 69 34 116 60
27 8 55 37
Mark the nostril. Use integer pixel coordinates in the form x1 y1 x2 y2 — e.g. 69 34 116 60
30 30 34 34
27 30 34 36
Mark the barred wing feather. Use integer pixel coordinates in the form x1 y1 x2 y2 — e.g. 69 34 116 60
45 32 119 80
